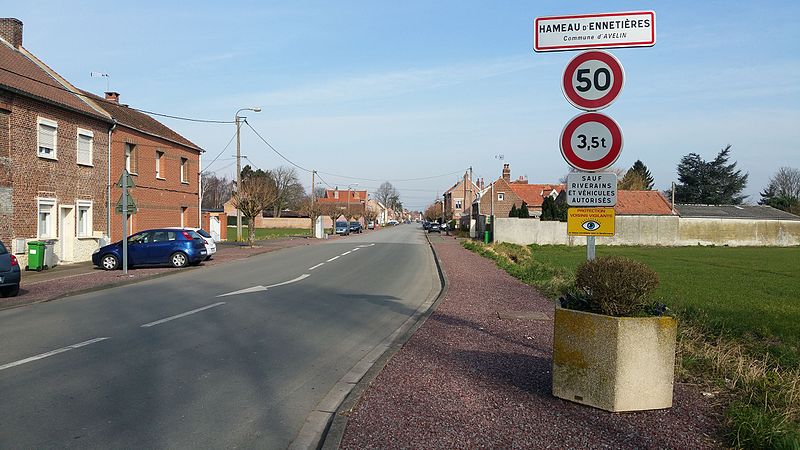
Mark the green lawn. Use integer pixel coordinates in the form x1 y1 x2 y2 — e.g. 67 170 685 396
227 226 310 240
521 245 800 357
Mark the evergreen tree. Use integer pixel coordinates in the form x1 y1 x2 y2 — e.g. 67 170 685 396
673 145 748 205
509 204 518 218
554 191 569 221
519 201 530 218
540 197 555 220
628 160 654 190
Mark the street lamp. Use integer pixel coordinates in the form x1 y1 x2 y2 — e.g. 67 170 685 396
346 183 359 219
235 107 261 242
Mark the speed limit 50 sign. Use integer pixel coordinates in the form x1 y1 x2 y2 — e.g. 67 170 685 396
560 112 623 171
562 50 624 111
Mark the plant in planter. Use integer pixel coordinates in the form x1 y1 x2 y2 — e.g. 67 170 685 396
552 256 677 412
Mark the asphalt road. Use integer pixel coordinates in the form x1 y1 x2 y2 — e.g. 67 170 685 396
0 224 440 449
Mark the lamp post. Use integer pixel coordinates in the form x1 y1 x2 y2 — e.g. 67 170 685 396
235 107 261 242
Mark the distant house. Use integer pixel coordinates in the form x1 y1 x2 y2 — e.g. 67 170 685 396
81 90 203 240
443 172 480 220
615 190 675 216
316 188 368 218
0 18 114 264
474 164 563 218
674 204 799 221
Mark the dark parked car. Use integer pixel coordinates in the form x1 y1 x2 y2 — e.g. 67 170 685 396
349 221 363 233
0 240 20 297
335 221 350 235
427 222 441 233
92 229 207 270
422 221 431 230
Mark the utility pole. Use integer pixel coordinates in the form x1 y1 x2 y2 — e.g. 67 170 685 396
311 170 317 207
234 107 261 242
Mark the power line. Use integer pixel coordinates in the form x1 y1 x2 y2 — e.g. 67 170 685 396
242 119 312 173
201 129 239 172
316 168 467 183
0 66 234 124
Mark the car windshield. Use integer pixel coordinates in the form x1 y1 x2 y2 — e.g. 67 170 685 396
336 222 348 227
196 229 212 238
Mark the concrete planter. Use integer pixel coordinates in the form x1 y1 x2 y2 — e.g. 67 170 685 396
552 306 677 412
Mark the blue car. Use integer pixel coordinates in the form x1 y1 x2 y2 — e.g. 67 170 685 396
0 239 21 297
92 228 207 270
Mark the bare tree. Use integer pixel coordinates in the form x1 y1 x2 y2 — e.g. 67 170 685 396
270 166 305 217
231 172 277 247
375 182 399 209
201 173 234 210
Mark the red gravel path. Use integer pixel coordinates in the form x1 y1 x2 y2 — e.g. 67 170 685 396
339 238 722 449
1 238 314 310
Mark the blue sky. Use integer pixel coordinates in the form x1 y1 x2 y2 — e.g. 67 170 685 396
5 1 799 209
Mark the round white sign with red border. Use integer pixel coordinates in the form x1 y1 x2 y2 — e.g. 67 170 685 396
562 50 624 111
560 112 623 171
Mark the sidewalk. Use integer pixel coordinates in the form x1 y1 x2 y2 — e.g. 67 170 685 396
337 236 723 449
1 236 316 311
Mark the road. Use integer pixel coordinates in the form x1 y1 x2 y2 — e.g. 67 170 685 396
0 224 440 449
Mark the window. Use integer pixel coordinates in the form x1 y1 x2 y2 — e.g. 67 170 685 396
76 128 93 166
497 192 505 201
180 158 188 183
37 198 56 238
125 143 138 174
77 200 92 237
156 151 164 178
455 199 463 209
37 118 57 159
181 207 187 227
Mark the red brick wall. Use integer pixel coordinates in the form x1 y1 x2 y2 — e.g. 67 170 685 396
1 90 110 245
109 125 200 240
479 178 524 219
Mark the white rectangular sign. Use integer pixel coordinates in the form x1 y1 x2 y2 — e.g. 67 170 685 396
567 172 617 206
534 11 656 52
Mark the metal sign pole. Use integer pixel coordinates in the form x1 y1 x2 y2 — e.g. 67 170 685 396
587 236 596 261
122 170 128 275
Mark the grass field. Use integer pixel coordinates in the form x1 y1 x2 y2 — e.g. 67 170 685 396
463 242 800 448
521 245 800 361
227 226 310 240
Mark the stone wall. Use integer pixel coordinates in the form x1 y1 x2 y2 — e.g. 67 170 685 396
494 216 800 247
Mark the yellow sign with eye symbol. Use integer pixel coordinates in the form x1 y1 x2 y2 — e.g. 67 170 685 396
567 208 615 236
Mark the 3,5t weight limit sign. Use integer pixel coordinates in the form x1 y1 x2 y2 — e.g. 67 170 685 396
560 112 623 171
562 50 624 111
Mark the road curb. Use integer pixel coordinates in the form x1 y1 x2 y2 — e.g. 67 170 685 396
308 232 450 450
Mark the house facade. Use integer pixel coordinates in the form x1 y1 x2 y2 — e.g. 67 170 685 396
83 90 203 241
1 18 113 264
475 164 563 218
443 171 480 220
316 188 368 218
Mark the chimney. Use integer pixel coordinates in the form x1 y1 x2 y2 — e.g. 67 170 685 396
0 18 23 49
105 92 120 104
479 178 485 190
502 163 511 182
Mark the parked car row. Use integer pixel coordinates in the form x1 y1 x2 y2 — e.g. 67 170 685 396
92 228 211 270
335 221 366 236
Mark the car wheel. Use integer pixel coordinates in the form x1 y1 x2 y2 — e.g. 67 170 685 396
170 252 189 268
3 285 19 297
101 254 119 270
205 256 212 261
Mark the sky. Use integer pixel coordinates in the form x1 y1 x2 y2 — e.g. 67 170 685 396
4 1 799 210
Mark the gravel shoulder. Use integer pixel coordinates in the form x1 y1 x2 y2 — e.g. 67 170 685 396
338 236 723 449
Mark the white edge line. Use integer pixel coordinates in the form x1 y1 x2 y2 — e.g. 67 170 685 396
326 256 340 262
265 274 310 289
308 263 324 271
141 302 226 328
352 248 360 252
341 251 351 256
0 337 110 371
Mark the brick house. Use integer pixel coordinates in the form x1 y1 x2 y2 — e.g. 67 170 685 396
0 18 114 264
81 90 203 240
475 164 563 218
443 171 480 221
316 188 368 218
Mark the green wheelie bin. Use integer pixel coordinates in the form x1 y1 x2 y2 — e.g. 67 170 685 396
26 241 45 271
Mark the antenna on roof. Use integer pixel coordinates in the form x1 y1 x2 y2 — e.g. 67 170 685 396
90 72 110 92
495 154 504 160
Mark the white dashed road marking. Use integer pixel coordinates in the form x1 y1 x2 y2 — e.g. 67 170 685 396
326 256 340 262
141 302 226 327
0 337 110 371
308 263 324 271
341 251 351 256
217 274 311 298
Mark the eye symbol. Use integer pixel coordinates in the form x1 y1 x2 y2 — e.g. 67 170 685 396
582 220 600 231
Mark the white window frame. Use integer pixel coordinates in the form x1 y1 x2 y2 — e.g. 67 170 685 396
37 117 58 160
455 198 463 209
37 197 57 238
76 128 94 166
498 192 505 201
180 157 188 184
76 200 93 237
125 143 137 175
180 207 187 227
156 150 164 179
